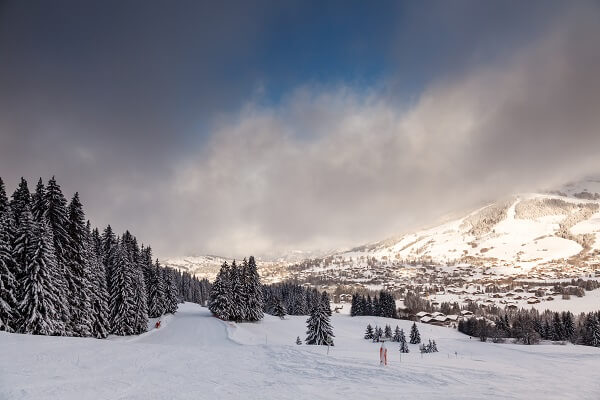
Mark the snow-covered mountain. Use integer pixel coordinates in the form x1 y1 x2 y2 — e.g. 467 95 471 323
164 179 600 281
341 179 600 270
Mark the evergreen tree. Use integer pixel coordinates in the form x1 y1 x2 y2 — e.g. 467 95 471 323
409 322 421 344
364 324 374 340
365 295 373 315
229 261 246 321
85 229 110 339
272 299 286 319
244 256 263 321
0 178 8 216
305 303 334 346
131 262 148 334
148 261 166 318
373 326 383 342
13 207 36 276
359 295 368 316
31 178 47 223
350 294 359 316
552 312 565 341
392 325 401 342
384 324 392 339
0 213 18 331
18 220 62 335
321 291 332 317
429 339 438 352
10 177 31 226
209 262 233 320
586 315 600 347
399 329 409 353
108 241 136 335
102 225 117 290
43 177 72 333
562 311 575 341
163 267 178 314
43 177 70 267
66 193 93 337
373 295 381 316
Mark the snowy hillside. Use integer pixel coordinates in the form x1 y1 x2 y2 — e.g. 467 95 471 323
2 302 599 400
160 255 231 281
164 180 600 283
339 180 600 271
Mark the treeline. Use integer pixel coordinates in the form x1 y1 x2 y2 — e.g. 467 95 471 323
177 271 211 306
458 309 600 347
349 291 397 318
263 281 331 316
0 176 185 337
208 258 264 322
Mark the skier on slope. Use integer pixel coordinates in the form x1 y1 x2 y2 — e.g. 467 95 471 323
379 341 388 366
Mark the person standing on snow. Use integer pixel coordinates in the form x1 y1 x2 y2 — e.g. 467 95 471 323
379 341 388 366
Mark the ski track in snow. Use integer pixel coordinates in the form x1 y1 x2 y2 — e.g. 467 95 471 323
1 303 600 400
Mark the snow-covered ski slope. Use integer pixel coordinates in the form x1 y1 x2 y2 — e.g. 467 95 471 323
2 302 600 400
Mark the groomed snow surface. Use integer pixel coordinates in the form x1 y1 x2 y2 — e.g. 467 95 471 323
2 303 600 400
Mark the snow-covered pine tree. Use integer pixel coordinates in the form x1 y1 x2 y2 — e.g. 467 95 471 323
430 339 438 352
85 227 110 339
131 261 148 334
229 260 245 321
139 246 154 301
305 302 334 346
10 177 31 226
552 312 565 341
244 256 263 322
148 260 166 318
372 326 383 342
102 225 117 291
392 325 401 342
31 178 47 223
399 329 409 353
586 315 600 347
0 213 18 332
18 219 62 335
163 267 178 314
364 324 374 339
365 295 373 315
562 311 575 341
108 241 136 335
350 294 359 316
321 291 332 316
272 298 286 319
296 336 302 345
66 193 93 337
372 295 381 316
0 178 8 216
384 324 392 339
409 322 421 344
209 261 233 320
13 207 36 277
43 177 72 333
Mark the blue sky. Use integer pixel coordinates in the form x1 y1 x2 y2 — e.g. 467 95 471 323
1 1 599 257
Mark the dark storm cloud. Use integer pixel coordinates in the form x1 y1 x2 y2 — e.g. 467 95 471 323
1 1 599 258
